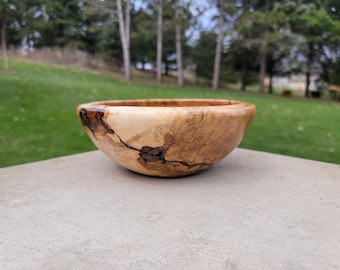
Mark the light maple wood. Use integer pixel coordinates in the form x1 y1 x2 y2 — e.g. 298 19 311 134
77 99 256 177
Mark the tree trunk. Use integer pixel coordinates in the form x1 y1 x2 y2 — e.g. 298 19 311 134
117 0 131 81
259 45 266 93
164 60 169 76
268 71 273 94
156 0 163 84
212 8 224 90
305 43 314 98
175 0 184 87
1 19 8 70
305 69 311 98
240 50 247 91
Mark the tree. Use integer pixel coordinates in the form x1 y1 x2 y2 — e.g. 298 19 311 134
194 31 216 84
131 7 156 70
236 4 291 93
85 0 131 79
230 45 258 91
0 0 26 70
212 1 224 90
175 0 183 87
0 2 9 70
210 0 240 90
276 0 340 97
296 6 332 97
116 0 132 80
133 0 194 83
0 0 42 70
319 0 340 86
36 0 85 48
156 0 163 84
97 21 123 67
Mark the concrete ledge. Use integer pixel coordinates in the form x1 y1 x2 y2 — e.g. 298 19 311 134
0 149 339 269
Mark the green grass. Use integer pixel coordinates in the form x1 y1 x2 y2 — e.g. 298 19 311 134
0 59 339 167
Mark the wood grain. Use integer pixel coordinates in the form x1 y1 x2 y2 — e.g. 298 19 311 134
78 99 256 177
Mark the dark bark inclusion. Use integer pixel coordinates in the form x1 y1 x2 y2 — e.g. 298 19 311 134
79 108 115 138
79 108 211 172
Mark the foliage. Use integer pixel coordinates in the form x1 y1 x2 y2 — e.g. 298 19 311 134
0 0 339 92
131 7 156 69
194 31 216 81
142 0 194 75
0 0 39 46
36 0 84 48
274 0 340 95
97 21 123 66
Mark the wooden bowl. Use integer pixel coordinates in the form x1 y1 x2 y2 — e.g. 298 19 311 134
77 99 256 177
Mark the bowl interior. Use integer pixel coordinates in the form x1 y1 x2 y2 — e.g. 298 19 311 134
89 99 244 108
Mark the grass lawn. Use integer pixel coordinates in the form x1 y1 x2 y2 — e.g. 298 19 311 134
0 59 339 167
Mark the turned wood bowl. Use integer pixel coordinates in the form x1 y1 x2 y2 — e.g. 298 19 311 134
77 99 256 177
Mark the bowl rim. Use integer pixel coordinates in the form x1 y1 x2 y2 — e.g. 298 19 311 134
78 98 255 110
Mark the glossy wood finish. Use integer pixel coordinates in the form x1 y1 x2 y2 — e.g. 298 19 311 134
77 99 256 177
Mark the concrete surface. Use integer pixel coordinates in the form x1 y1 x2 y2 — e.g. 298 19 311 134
0 149 339 269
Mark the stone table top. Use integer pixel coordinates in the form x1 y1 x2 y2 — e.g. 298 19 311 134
0 149 339 269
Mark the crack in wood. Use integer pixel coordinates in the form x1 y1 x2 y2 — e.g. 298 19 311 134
80 108 212 171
